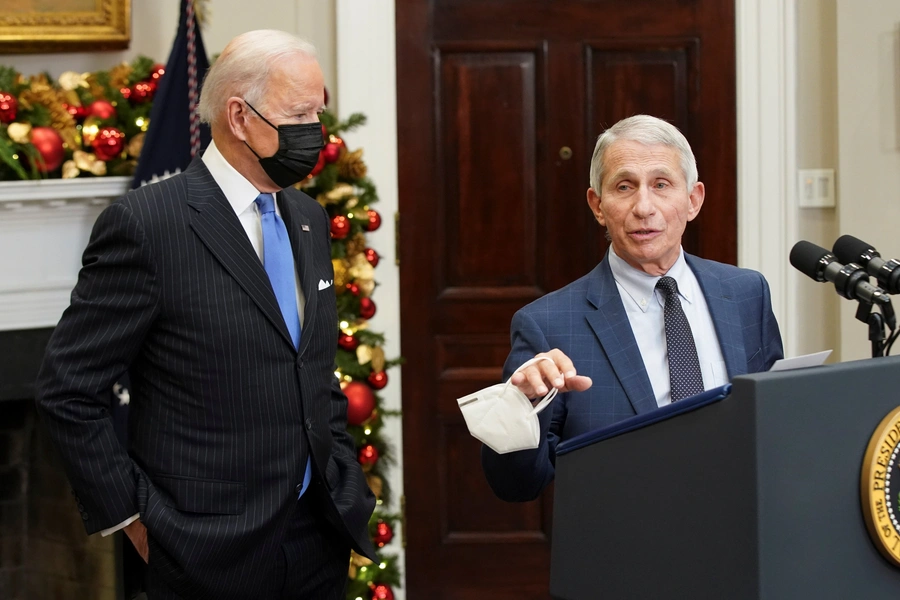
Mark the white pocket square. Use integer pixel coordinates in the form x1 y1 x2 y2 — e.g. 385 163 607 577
318 279 333 291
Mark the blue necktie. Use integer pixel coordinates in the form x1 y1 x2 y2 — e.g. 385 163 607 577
255 193 311 497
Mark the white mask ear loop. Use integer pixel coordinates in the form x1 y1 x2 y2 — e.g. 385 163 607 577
503 356 559 416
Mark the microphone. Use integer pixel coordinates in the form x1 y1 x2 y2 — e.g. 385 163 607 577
832 235 900 294
789 240 892 306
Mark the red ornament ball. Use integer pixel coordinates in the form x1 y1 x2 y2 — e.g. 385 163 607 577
330 215 351 239
321 142 341 164
366 209 382 232
310 151 326 177
91 126 126 161
344 381 376 426
88 99 116 120
345 283 360 296
130 81 155 103
119 86 132 101
338 332 359 351
367 370 388 390
373 520 394 548
30 127 65 173
359 297 376 320
364 248 380 267
0 92 18 124
358 443 379 467
150 63 166 82
370 584 394 600
63 103 88 120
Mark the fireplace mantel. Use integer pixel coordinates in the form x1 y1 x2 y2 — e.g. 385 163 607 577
0 177 131 332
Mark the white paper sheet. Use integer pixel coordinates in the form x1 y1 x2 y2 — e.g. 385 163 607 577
768 349 833 372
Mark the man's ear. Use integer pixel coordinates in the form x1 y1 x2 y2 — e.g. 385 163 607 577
587 187 605 226
686 181 705 222
225 97 251 142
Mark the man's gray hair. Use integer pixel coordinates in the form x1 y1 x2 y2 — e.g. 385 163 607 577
588 115 698 192
198 30 318 128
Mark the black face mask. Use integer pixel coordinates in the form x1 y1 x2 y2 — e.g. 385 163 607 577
243 100 325 188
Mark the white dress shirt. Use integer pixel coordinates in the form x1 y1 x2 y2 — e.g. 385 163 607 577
607 247 728 407
101 141 305 536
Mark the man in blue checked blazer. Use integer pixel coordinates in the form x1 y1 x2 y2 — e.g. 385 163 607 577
482 115 783 502
36 31 375 599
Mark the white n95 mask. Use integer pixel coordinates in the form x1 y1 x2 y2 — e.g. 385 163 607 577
456 357 558 454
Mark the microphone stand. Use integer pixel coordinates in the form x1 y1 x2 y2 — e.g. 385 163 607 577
855 298 896 358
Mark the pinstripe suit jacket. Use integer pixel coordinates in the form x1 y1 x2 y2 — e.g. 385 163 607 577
36 158 376 598
482 252 783 502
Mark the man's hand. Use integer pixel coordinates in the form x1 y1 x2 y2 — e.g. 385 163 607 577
124 519 149 563
509 349 593 398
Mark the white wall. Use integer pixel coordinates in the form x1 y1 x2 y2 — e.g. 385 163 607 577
836 1 900 361
336 1 405 596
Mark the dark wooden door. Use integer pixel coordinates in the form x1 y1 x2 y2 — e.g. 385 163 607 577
397 1 736 597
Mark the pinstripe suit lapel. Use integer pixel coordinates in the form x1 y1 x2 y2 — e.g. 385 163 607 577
584 259 658 415
277 192 318 358
686 254 747 379
183 160 296 350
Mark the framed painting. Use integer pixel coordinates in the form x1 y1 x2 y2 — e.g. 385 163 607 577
0 0 130 54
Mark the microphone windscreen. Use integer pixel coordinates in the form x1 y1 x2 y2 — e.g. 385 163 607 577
833 234 875 265
790 240 831 280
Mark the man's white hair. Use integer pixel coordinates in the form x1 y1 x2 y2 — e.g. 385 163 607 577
588 115 698 192
198 30 318 128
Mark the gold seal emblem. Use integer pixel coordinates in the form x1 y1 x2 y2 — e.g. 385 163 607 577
861 405 900 567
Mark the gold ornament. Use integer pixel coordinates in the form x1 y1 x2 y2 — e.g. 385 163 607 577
58 71 89 91
366 474 383 499
127 132 146 159
337 148 367 180
332 258 351 289
61 160 79 179
349 253 375 282
59 127 80 153
348 550 373 578
108 62 132 90
326 183 355 203
7 122 31 144
20 80 75 132
72 150 107 176
195 0 211 27
371 347 386 373
357 279 376 297
356 344 373 365
81 117 102 146
346 233 366 258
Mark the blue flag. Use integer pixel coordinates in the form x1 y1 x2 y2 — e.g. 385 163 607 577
131 0 211 188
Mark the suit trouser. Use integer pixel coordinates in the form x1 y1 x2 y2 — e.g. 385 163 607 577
144 489 350 599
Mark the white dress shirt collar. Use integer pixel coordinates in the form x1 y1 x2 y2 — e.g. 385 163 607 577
201 140 262 214
607 246 693 313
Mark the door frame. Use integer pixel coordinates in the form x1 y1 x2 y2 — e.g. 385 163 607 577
335 0 799 595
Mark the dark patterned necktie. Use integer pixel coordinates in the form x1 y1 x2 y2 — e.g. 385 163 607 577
656 276 704 402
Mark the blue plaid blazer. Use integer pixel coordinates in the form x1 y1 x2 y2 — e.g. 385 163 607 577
482 252 783 501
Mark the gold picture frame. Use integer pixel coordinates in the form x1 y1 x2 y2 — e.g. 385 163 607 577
0 0 131 54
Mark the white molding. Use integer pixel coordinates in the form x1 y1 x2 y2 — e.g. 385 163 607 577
0 178 127 331
736 0 799 356
336 1 406 595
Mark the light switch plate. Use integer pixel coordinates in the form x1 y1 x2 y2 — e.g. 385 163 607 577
798 168 835 208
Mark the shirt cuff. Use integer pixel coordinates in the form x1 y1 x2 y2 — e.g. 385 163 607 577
100 513 140 537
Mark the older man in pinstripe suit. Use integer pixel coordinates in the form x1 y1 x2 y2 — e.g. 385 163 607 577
482 115 784 502
36 31 375 599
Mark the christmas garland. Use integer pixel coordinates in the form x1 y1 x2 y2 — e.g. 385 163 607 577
0 56 163 180
300 111 403 600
